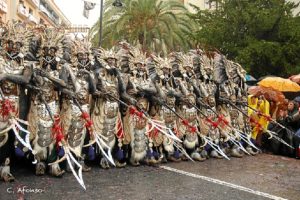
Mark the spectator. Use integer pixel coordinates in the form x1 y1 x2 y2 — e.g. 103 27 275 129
286 100 300 132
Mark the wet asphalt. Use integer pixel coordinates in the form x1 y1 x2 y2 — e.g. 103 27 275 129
0 153 299 200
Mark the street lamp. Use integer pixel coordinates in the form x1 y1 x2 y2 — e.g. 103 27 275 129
98 0 123 47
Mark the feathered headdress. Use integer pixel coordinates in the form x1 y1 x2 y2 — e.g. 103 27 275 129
128 46 146 70
152 55 171 69
181 54 194 69
98 47 117 61
71 36 93 66
73 36 92 54
0 22 33 55
37 26 65 58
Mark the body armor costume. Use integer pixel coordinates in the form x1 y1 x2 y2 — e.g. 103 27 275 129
0 24 261 188
28 27 66 176
59 37 96 172
195 51 225 159
92 48 135 168
0 22 33 182
176 54 206 161
226 60 258 155
123 47 157 165
150 56 182 162
214 54 243 158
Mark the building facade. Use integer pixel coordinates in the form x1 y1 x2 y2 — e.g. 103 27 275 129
289 0 300 15
0 0 70 27
181 0 219 13
182 0 299 14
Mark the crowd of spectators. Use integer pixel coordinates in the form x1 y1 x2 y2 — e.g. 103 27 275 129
248 95 300 158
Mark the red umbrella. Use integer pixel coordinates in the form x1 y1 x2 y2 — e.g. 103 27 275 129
289 74 300 84
248 86 286 103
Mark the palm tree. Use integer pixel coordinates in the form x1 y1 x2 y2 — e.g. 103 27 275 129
90 0 194 54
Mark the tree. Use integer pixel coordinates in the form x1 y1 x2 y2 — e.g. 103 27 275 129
189 0 300 78
90 0 194 54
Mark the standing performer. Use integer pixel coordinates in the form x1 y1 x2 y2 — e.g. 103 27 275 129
227 61 258 155
150 56 181 162
28 27 66 176
214 53 243 157
0 22 33 182
92 48 135 168
59 37 96 172
122 47 157 165
176 53 205 161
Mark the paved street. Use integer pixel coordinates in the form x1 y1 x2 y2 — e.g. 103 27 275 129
0 154 299 200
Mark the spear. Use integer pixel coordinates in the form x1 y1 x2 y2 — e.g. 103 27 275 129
72 97 115 166
102 92 195 161
0 87 34 157
206 98 256 150
242 101 295 134
220 97 294 150
28 78 86 189
178 98 234 159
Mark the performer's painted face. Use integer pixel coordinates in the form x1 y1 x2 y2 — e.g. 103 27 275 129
166 96 176 107
77 52 89 65
137 98 148 110
171 63 179 73
205 67 213 76
120 57 129 73
136 63 146 74
107 57 116 67
230 94 237 103
162 67 170 75
187 95 196 107
41 46 59 70
230 110 239 119
160 67 171 81
43 46 57 57
208 96 216 107
184 66 194 77
6 40 22 54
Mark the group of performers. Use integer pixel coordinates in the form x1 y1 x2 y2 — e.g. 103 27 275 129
0 22 266 189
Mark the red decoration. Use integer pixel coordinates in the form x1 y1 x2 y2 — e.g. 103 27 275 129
117 116 124 139
218 115 229 126
189 126 197 133
205 118 218 128
181 119 189 126
173 128 180 136
81 111 93 135
0 99 16 118
129 106 136 115
149 125 159 139
129 106 143 118
181 119 197 134
51 115 64 146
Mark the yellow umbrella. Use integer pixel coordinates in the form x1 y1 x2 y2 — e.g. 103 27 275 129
258 77 300 92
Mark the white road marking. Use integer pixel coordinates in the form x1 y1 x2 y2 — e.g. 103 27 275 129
160 166 288 200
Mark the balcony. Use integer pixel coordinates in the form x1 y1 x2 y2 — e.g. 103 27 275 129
39 4 60 25
0 0 8 13
17 4 29 19
28 0 40 8
28 14 39 24
40 4 51 17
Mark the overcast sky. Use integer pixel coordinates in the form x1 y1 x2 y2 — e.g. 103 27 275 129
54 0 101 27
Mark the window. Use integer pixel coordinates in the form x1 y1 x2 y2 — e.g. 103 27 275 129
29 8 33 15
